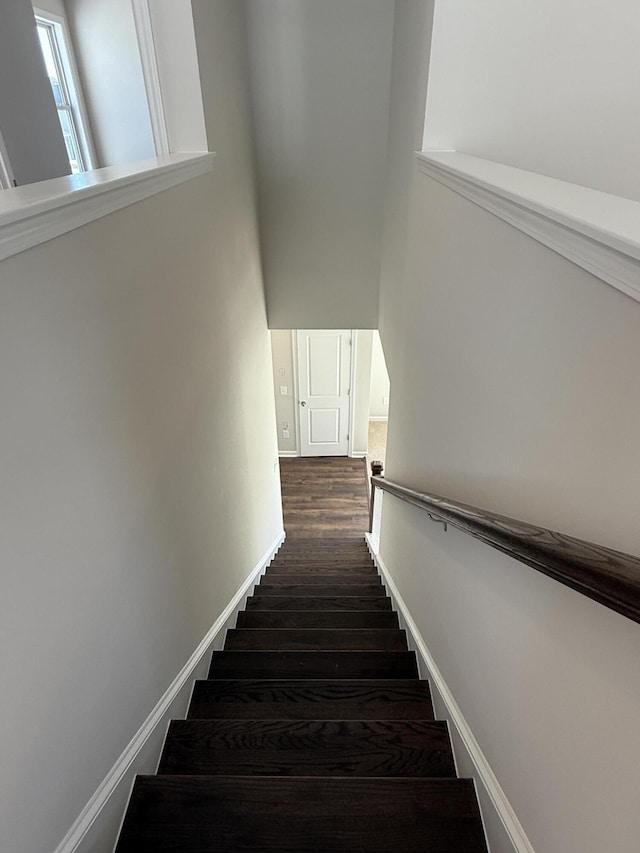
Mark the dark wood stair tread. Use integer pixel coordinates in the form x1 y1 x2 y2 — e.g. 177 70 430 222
275 536 371 546
271 547 373 556
272 562 374 568
208 651 418 679
236 610 399 629
158 719 456 777
253 584 384 597
267 559 376 568
268 556 376 563
224 628 407 651
271 555 373 565
260 572 381 584
278 536 369 554
188 679 435 720
246 595 392 611
116 776 488 852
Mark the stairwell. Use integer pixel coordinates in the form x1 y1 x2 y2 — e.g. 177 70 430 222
116 534 488 851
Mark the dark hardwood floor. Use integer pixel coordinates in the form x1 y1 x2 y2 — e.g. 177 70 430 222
115 457 488 851
279 456 370 539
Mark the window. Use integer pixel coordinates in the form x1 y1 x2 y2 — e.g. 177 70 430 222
0 128 15 189
34 9 94 174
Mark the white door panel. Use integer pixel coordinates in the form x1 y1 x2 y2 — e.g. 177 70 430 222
297 330 351 456
308 336 341 396
310 408 340 444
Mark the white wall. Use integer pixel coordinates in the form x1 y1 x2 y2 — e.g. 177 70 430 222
424 0 640 201
34 0 67 17
149 0 208 153
369 330 390 419
0 4 283 851
0 0 70 184
378 0 434 380
378 5 640 849
352 330 373 455
245 0 394 329
271 330 298 454
65 0 155 167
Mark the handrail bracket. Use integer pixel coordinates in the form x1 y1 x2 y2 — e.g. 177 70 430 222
427 513 448 532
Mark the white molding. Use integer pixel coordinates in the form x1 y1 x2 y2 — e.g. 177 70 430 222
0 126 15 189
348 329 357 459
350 450 367 458
417 150 640 304
131 0 170 157
292 329 302 457
0 153 214 263
365 532 535 853
368 416 389 423
278 450 299 458
53 529 285 853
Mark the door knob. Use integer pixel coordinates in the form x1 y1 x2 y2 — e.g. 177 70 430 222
300 401 307 407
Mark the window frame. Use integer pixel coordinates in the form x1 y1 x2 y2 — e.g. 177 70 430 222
33 7 96 174
0 127 16 189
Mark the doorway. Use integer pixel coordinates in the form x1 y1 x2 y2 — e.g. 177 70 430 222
270 329 389 460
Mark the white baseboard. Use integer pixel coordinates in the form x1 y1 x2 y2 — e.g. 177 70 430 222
54 529 285 853
350 450 367 458
365 533 535 853
278 450 298 458
368 416 389 423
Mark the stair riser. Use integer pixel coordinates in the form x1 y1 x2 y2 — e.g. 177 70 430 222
261 575 381 586
224 629 407 651
269 558 375 564
271 549 373 566
271 556 373 564
245 596 392 611
268 560 375 568
236 611 399 629
253 585 384 597
208 651 419 680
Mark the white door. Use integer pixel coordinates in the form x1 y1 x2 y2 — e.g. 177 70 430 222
296 330 352 456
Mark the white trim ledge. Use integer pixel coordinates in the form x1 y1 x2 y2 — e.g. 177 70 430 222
365 531 535 853
0 153 214 263
417 150 640 304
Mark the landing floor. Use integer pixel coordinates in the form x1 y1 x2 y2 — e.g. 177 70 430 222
279 457 369 540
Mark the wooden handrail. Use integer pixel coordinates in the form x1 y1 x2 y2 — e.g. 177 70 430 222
370 474 640 625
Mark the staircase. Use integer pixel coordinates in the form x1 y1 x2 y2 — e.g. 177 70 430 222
116 537 488 851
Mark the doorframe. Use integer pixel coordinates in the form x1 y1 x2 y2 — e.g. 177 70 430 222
291 330 301 456
292 329 356 458
347 330 358 458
